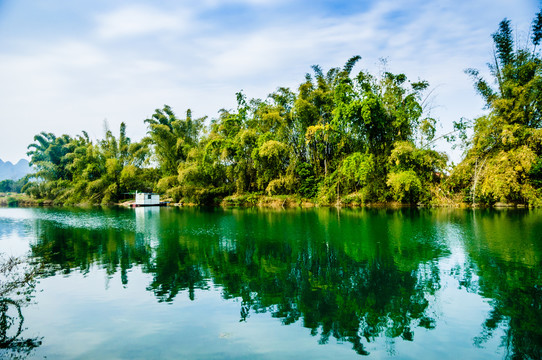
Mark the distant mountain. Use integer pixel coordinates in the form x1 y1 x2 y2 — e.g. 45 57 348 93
0 159 32 181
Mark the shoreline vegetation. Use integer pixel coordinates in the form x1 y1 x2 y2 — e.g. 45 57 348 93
12 13 542 209
0 192 529 209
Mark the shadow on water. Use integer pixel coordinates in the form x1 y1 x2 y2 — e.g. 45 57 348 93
26 206 542 357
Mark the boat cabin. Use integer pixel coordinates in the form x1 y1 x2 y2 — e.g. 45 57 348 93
135 192 160 206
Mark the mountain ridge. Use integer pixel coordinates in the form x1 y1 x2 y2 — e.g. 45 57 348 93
0 158 32 181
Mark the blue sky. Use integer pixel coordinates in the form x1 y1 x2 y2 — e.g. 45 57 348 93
0 0 539 163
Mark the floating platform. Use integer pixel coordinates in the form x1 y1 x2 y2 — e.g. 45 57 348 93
131 202 168 208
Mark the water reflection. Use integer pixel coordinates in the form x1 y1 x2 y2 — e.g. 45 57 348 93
16 207 542 357
0 299 42 359
28 207 453 356
0 255 42 359
32 209 151 283
448 210 542 360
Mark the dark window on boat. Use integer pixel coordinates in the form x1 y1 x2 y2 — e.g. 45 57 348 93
148 194 151 199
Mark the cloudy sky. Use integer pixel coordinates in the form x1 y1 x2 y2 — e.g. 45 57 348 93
0 0 539 164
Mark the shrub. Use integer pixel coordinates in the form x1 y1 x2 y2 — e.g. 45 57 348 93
387 170 422 203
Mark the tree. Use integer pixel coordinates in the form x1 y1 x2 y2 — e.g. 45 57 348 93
22 56 446 205
24 132 74 199
452 12 542 205
145 106 205 176
24 122 153 204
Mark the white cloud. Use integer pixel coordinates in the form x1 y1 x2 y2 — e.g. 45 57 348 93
95 5 187 39
196 0 286 8
0 0 538 163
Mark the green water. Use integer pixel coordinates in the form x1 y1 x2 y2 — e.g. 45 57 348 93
0 207 541 359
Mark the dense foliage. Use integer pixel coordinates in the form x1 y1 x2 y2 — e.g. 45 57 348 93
0 178 27 193
24 57 446 205
24 126 158 205
23 11 542 206
448 11 542 206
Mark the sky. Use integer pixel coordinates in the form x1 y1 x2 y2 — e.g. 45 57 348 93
0 0 539 164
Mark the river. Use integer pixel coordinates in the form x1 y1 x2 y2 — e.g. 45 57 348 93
0 207 540 359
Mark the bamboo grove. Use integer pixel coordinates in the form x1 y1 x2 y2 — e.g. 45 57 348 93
22 12 542 207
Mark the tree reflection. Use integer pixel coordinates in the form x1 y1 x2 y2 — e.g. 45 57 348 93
205 211 443 355
30 207 448 356
451 210 542 360
31 218 153 285
0 256 42 359
146 233 210 302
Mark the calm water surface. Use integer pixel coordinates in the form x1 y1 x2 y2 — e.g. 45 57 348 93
0 207 541 359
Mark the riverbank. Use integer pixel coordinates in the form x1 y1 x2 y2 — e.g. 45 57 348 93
0 193 49 207
2 192 534 209
123 194 529 209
